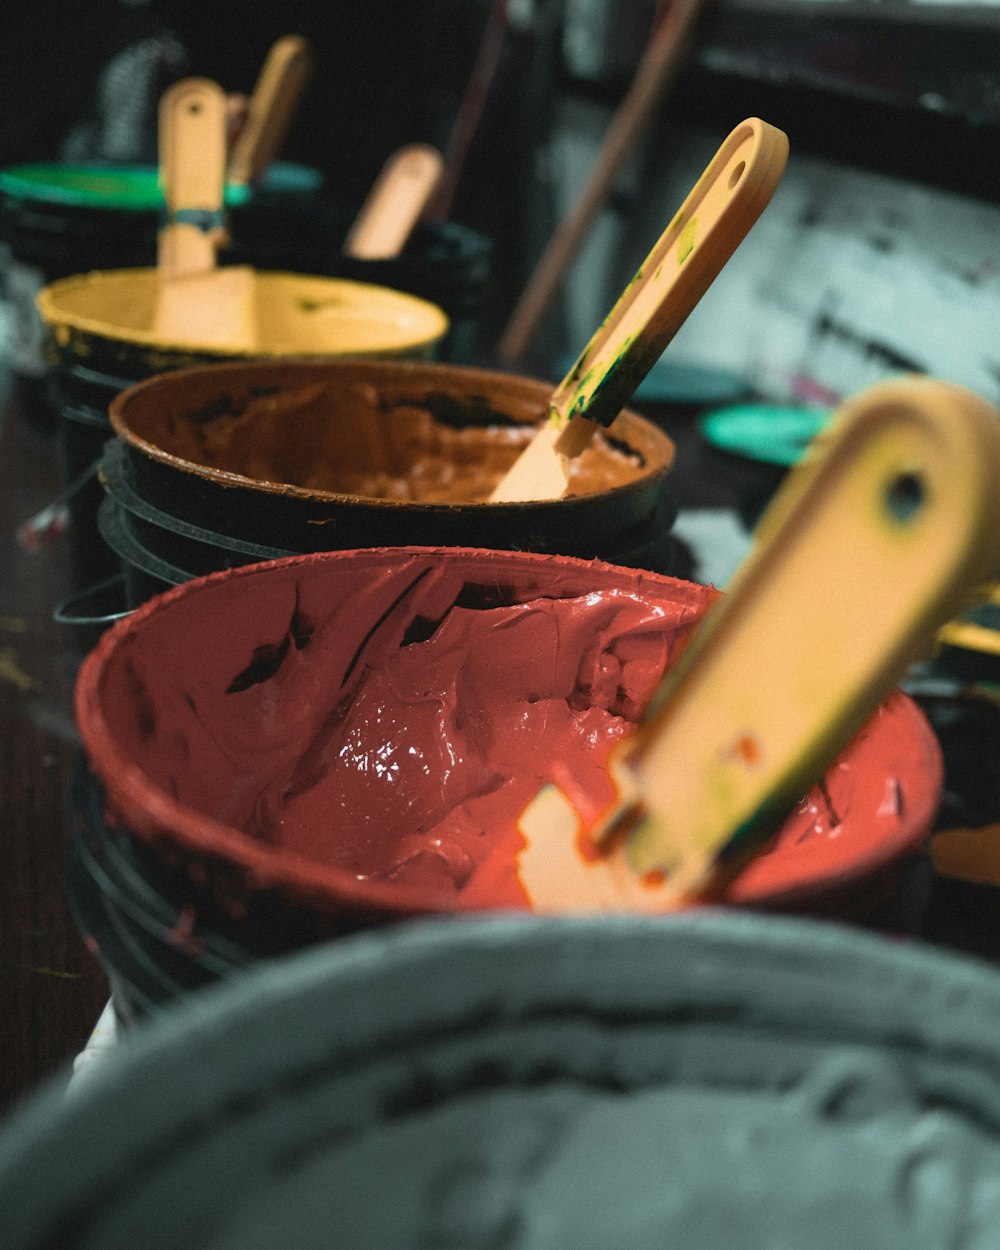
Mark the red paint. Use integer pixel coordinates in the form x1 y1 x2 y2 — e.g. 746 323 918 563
731 734 762 765
75 547 943 920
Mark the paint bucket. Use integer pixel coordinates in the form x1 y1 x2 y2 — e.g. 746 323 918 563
104 357 679 586
0 160 329 426
71 546 942 1017
4 909 1000 1248
325 209 493 363
35 272 449 621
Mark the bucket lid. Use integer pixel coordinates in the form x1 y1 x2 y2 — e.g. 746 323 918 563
0 161 323 212
3 911 1000 1248
36 269 450 359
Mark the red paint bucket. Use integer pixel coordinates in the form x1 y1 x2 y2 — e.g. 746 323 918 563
74 548 942 987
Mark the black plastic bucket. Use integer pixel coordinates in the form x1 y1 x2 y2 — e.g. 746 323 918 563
98 435 679 614
101 438 296 580
325 209 493 363
0 160 330 428
96 494 188 607
4 910 1000 1247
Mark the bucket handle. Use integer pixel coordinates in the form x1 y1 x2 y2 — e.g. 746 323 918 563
53 573 132 628
17 460 99 552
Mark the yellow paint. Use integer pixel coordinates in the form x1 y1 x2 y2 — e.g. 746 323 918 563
37 268 448 359
0 616 27 633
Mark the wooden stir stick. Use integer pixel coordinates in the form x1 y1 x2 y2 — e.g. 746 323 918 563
515 377 1000 911
227 35 314 187
154 78 255 346
490 117 788 503
343 144 445 261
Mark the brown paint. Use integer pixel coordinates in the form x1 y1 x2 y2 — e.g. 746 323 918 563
108 358 673 507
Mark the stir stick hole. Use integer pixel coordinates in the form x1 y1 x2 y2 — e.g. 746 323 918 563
728 161 746 189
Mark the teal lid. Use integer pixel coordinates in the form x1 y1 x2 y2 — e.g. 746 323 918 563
699 403 833 467
0 161 322 212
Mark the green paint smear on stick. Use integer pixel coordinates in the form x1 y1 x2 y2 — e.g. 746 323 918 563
677 218 697 264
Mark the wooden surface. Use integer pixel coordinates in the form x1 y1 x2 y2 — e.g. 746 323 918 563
0 380 109 1119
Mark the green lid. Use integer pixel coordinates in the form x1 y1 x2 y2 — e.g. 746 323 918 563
699 403 833 467
0 161 322 212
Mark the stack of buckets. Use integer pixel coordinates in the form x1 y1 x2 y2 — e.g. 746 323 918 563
8 156 944 1036
0 160 331 421
0 147 697 1028
1 160 497 639
62 352 681 1027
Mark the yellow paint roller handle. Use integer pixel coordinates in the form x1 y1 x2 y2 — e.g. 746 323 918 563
612 376 1000 888
158 78 229 278
551 117 788 441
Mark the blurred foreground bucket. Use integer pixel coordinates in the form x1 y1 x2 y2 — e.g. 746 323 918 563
2 911 999 1247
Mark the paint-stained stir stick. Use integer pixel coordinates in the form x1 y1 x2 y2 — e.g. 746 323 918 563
490 117 788 503
516 377 1000 911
